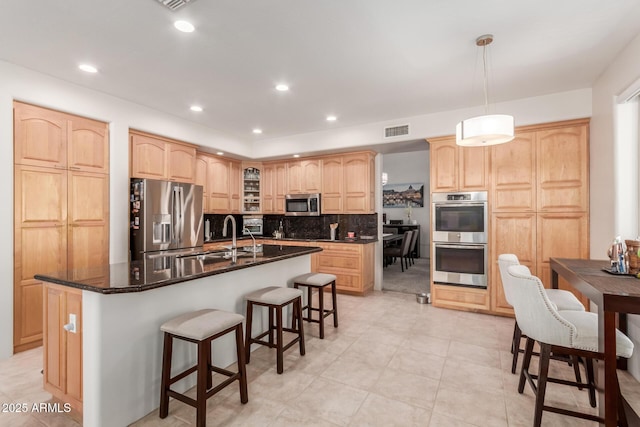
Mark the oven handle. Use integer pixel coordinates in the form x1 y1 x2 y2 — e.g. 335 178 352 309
433 203 486 208
434 243 486 250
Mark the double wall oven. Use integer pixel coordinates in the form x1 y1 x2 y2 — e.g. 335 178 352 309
432 191 488 288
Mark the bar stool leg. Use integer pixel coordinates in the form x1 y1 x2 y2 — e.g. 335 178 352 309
331 281 338 328
306 286 312 319
159 332 172 419
318 286 325 339
296 297 306 356
196 339 208 427
245 301 253 364
268 306 275 346
276 305 284 374
235 324 248 403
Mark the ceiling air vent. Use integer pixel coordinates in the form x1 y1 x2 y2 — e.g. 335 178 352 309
155 0 195 11
384 124 409 138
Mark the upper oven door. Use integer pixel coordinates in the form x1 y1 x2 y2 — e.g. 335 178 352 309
432 202 487 243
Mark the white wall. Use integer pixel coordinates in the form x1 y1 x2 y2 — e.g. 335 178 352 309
0 61 250 359
0 60 596 360
591 31 640 378
382 151 430 257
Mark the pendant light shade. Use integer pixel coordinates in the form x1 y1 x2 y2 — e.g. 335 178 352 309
456 34 514 147
456 114 514 146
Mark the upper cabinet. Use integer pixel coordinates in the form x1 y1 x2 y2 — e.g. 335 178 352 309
287 159 322 194
130 130 196 183
15 102 109 174
321 156 343 214
491 132 536 212
195 154 208 212
343 152 376 213
242 163 261 213
262 162 287 214
428 136 489 193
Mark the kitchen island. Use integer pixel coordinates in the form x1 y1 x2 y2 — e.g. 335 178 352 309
35 245 321 427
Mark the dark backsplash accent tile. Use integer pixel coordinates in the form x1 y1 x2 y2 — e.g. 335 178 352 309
204 213 378 240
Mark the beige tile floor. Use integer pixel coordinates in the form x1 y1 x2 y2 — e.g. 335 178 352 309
1 290 636 426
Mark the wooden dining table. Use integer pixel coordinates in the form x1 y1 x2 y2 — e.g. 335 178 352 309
550 257 640 427
382 233 403 245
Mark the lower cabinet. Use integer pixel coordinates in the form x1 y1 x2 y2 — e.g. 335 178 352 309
43 283 82 413
312 243 374 295
431 284 490 312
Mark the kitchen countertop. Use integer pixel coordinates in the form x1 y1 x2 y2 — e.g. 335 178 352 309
35 245 322 294
205 236 378 244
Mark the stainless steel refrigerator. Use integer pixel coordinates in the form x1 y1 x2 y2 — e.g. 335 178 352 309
130 178 204 260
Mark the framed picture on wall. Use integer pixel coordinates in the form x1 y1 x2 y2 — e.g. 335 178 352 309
382 183 424 208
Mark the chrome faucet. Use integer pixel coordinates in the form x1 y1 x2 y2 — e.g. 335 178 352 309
243 227 257 253
222 215 237 259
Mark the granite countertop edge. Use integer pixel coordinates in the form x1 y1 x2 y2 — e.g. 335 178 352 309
204 236 378 244
35 246 323 295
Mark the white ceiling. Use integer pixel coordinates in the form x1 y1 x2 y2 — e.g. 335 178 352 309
2 0 640 144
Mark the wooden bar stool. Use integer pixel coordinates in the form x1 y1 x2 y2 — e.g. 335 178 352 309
244 286 305 374
292 273 338 339
159 309 248 427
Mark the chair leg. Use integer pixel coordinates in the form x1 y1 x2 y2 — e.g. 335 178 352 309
586 357 597 408
276 305 284 374
533 343 552 427
616 373 629 427
571 355 583 390
331 281 338 328
196 340 208 427
245 301 253 364
318 286 325 339
511 322 522 374
159 332 172 419
296 297 305 356
235 325 248 404
518 337 535 394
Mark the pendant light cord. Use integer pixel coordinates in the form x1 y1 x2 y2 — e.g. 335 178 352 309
482 43 489 115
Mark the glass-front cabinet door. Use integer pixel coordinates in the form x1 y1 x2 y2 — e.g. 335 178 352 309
243 165 261 213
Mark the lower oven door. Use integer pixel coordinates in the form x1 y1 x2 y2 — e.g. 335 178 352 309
433 243 487 288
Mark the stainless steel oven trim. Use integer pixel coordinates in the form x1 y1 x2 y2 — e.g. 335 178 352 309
432 202 488 243
432 242 488 288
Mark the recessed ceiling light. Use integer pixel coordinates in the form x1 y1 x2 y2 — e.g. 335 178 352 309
252 129 263 134
275 84 289 92
190 105 203 112
293 154 300 158
326 115 337 122
216 152 224 156
78 64 98 73
174 20 195 33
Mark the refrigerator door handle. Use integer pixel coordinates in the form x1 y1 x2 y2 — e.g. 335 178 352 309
178 186 185 242
173 186 180 244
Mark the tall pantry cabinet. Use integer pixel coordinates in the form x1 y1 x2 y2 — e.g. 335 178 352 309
13 101 109 354
490 119 590 315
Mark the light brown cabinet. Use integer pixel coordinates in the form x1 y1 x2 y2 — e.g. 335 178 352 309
262 162 287 214
43 283 82 413
130 131 196 183
311 242 374 295
13 102 109 354
287 159 322 194
230 160 241 213
195 154 208 212
14 102 109 174
428 136 489 193
242 163 262 213
429 119 590 315
491 132 536 212
343 152 376 213
207 155 230 213
321 156 343 214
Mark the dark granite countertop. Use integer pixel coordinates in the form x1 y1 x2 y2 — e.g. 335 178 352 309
35 245 322 295
204 236 378 245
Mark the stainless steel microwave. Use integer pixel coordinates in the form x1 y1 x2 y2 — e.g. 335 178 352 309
285 193 321 216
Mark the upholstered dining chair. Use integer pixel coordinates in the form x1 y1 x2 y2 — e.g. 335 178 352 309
407 229 419 266
383 230 413 271
497 254 586 374
505 264 634 427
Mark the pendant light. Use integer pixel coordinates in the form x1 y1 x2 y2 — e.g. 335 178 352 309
456 34 514 147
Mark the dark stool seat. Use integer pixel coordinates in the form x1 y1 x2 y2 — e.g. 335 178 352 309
159 309 248 427
292 273 338 339
244 286 305 374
